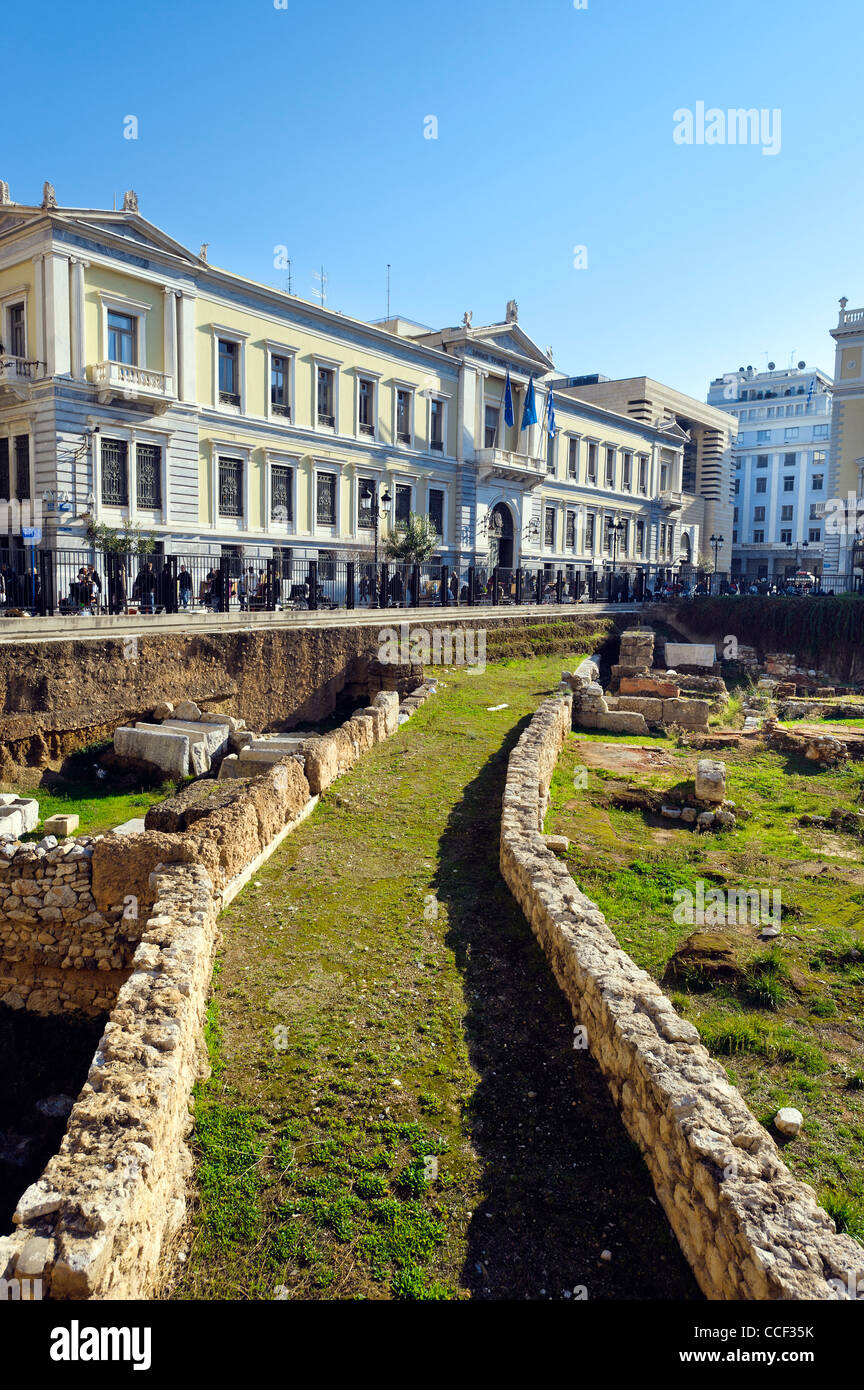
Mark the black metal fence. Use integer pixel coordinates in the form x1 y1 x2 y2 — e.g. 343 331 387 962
0 548 858 617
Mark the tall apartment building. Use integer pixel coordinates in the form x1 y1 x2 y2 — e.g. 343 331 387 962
558 375 735 574
0 181 707 594
707 364 832 583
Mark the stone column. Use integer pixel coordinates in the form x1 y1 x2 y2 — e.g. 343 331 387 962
177 292 197 403
43 253 71 377
162 288 178 395
69 257 89 380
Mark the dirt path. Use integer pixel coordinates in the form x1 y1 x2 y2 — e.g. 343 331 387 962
176 656 699 1301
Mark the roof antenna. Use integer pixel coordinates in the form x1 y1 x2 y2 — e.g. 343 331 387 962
312 266 328 307
386 263 391 322
113 193 116 211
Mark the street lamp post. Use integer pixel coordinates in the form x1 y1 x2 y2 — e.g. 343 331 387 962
610 517 626 600
709 533 724 595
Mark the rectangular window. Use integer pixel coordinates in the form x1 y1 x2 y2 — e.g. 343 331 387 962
585 512 595 550
14 435 30 501
108 311 137 365
270 464 294 523
218 456 244 518
396 389 412 444
621 451 632 490
734 480 740 494
660 461 669 491
544 506 555 547
586 442 598 484
270 355 291 418
756 455 768 468
316 472 336 525
756 477 767 493
218 339 239 405
809 528 822 542
317 368 335 427
783 451 796 467
733 507 739 522
783 476 795 491
810 502 825 519
812 474 823 491
605 447 616 488
813 425 829 440
756 430 770 442
780 529 792 544
0 439 8 499
567 438 579 479
638 455 648 493
358 477 376 530
566 510 575 548
636 518 644 554
395 483 412 529
101 439 128 506
358 378 375 436
8 303 25 358
484 404 500 450
732 531 738 544
784 427 799 440
753 506 765 522
430 398 444 451
812 450 826 470
604 516 613 554
753 530 764 543
546 429 556 474
428 488 444 535
136 443 162 510
780 505 793 521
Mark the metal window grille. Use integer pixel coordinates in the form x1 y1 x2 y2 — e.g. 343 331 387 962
136 443 162 509
428 490 444 535
101 438 128 506
218 456 244 518
316 473 336 525
271 464 293 523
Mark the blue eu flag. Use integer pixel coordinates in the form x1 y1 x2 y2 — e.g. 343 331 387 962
546 389 556 438
503 368 515 428
521 377 538 431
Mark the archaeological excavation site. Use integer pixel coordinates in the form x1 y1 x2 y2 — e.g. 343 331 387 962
0 603 862 1309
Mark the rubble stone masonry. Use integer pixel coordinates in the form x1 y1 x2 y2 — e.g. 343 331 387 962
499 692 864 1300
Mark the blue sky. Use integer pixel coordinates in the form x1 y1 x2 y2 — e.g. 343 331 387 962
3 0 861 398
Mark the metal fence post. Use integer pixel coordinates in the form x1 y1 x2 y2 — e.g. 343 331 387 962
38 548 54 616
467 565 475 606
346 561 355 610
307 560 319 611
556 569 563 604
412 563 421 608
492 567 499 606
379 563 388 609
441 564 449 607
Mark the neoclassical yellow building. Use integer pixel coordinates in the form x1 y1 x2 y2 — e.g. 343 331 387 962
0 181 724 593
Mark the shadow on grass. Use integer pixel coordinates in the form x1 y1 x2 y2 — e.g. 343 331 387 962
435 718 701 1301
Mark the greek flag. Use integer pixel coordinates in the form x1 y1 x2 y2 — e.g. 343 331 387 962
806 377 815 409
546 388 556 438
503 367 515 428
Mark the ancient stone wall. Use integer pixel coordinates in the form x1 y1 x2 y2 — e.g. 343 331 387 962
500 693 864 1300
0 680 437 1298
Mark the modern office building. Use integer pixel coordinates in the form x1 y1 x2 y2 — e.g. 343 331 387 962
0 180 715 596
707 363 832 584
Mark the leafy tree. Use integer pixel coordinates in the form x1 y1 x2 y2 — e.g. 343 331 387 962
86 521 157 555
383 512 439 565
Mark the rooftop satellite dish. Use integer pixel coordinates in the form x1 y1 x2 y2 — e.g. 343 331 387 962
747 365 753 371
798 360 806 369
738 366 745 372
768 361 776 370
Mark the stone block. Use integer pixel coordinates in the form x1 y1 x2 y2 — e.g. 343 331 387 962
161 720 230 758
111 818 147 836
373 690 401 737
151 701 174 720
0 807 25 838
218 754 242 780
662 698 710 730
174 700 202 720
7 798 39 833
615 696 664 721
619 675 680 698
42 814 79 837
619 629 655 668
664 642 716 669
114 726 190 779
695 759 726 804
597 711 649 735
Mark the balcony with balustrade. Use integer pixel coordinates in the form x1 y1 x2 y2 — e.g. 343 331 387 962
0 356 36 402
474 447 545 489
88 361 175 413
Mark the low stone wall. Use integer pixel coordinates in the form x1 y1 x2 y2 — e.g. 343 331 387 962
0 678 437 1298
0 862 220 1299
500 693 864 1300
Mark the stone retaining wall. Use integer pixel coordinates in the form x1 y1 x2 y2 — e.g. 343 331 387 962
499 692 864 1300
0 680 437 1298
